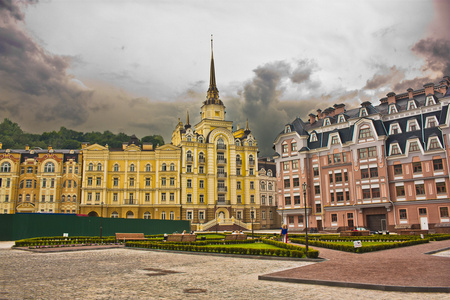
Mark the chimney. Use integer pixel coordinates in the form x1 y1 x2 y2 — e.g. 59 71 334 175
361 101 371 107
407 88 414 99
48 145 52 151
387 92 396 104
308 113 316 125
0 142 2 149
81 142 90 149
333 103 345 115
122 143 128 150
25 145 30 151
317 109 323 119
424 83 434 95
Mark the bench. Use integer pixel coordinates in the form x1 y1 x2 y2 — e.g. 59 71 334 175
224 234 248 241
115 233 146 242
166 234 196 242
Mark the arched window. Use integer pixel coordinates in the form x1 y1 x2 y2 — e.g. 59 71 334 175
267 170 273 177
44 162 55 173
161 211 166 220
146 164 151 172
126 211 134 219
73 181 77 188
62 195 65 202
199 152 205 163
18 194 22 202
170 211 174 220
130 164 135 172
249 154 254 162
97 163 102 171
26 194 30 202
0 162 11 173
162 163 167 171
88 163 93 171
63 181 66 188
67 195 71 202
114 164 119 172
248 140 253 146
187 136 192 142
111 211 119 218
170 163 175 171
73 195 76 202
144 211 151 219
217 138 224 145
198 136 204 143
236 139 241 146
187 150 193 162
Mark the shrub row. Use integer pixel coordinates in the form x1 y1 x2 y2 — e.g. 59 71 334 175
15 236 116 247
126 241 307 258
262 239 319 258
425 234 450 241
290 237 429 253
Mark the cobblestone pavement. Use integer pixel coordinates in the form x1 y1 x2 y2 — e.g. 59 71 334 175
1 246 448 300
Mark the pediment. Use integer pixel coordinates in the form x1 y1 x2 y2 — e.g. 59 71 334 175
83 143 107 151
156 144 181 151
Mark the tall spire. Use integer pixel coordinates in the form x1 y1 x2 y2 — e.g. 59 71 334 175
206 34 221 104
185 110 191 129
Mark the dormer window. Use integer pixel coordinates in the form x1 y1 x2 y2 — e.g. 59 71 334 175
310 132 318 142
428 137 442 150
235 139 241 146
360 108 368 117
390 143 402 155
331 135 339 145
425 116 438 128
323 118 331 126
285 125 291 133
198 136 204 143
426 96 436 106
409 141 420 152
389 104 398 114
358 126 373 139
407 119 420 132
407 100 417 110
187 136 192 142
337 115 346 123
390 123 401 135
248 140 253 146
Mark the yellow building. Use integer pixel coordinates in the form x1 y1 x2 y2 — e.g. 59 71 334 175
171 43 260 230
79 137 182 220
0 144 82 214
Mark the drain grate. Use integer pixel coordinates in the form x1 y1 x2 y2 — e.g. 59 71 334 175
143 268 181 276
183 288 207 294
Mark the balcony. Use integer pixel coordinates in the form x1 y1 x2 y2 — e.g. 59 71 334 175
217 186 228 192
249 160 255 166
217 158 227 165
186 156 193 163
216 200 231 205
217 144 227 150
199 157 205 164
217 172 227 178
124 199 138 205
236 160 242 166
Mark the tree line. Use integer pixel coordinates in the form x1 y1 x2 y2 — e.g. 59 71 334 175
0 118 164 150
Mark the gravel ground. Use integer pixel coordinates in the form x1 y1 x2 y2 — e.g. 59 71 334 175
1 245 448 300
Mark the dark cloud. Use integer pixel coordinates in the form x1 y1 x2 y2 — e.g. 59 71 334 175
412 38 450 76
363 66 405 90
0 1 92 125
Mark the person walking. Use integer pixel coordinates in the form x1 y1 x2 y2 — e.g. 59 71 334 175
281 224 288 243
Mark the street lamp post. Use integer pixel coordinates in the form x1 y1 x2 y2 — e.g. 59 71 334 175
100 202 103 239
302 183 308 253
251 206 254 240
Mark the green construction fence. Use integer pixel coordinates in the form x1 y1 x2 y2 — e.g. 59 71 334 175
0 213 191 241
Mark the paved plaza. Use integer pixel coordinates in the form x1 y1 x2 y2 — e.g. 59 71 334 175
1 242 449 300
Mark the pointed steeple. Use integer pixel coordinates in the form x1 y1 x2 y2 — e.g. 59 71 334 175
185 111 191 129
206 35 222 105
244 119 251 134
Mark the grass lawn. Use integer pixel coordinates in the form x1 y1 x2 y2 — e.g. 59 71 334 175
204 243 281 249
196 234 225 239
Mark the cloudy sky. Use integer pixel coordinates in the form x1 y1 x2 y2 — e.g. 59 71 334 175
0 0 449 155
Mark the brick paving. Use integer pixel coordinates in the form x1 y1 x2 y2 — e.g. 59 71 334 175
260 240 450 292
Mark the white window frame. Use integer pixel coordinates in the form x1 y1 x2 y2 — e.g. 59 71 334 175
406 119 420 132
389 122 402 135
425 116 438 128
427 137 443 151
425 96 436 106
389 143 402 156
389 104 398 114
310 132 318 142
407 100 417 110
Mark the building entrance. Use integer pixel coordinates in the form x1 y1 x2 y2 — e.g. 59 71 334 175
366 214 386 232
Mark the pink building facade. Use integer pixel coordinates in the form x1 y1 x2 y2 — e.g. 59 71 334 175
274 77 450 233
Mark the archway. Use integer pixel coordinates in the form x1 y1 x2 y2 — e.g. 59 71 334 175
126 211 134 219
88 211 99 217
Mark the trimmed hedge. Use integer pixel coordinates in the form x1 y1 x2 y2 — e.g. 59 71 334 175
290 237 430 253
126 240 320 258
15 236 116 247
